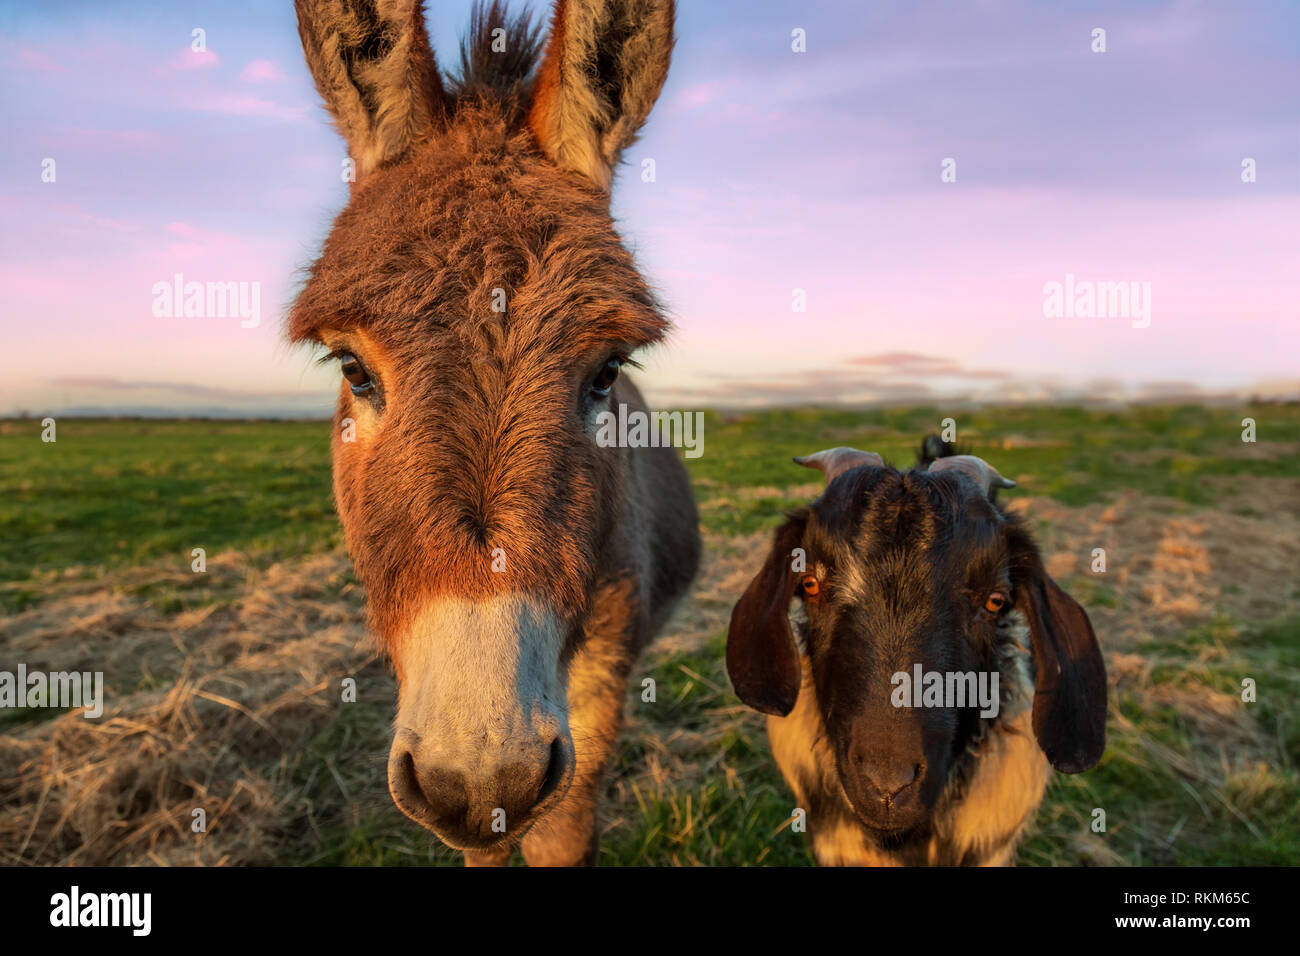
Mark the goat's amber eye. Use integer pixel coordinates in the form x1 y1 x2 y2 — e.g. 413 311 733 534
984 592 1008 613
338 353 373 394
590 357 622 397
800 575 820 597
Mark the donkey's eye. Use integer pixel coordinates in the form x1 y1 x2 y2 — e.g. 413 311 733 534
799 574 820 597
590 357 622 398
338 353 373 394
984 592 1008 614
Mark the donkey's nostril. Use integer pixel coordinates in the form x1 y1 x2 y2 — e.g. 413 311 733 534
536 737 567 804
389 749 470 829
416 766 471 818
390 750 422 808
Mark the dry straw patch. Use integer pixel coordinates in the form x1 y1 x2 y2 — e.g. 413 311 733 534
1007 485 1300 643
0 553 377 865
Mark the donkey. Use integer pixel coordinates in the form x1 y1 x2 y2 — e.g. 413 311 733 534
726 439 1106 865
289 0 699 866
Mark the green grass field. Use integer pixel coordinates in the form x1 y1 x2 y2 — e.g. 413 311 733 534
1 403 1297 865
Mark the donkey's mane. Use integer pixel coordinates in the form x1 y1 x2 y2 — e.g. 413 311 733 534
446 0 544 107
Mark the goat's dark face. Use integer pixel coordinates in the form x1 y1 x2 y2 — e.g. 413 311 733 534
727 448 1108 841
793 468 1011 833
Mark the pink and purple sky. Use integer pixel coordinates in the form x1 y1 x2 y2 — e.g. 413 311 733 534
2 0 1297 416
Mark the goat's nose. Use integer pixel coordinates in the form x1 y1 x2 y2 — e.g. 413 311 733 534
388 738 568 847
858 755 925 806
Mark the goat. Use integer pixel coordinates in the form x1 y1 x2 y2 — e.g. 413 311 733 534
290 0 698 865
726 437 1106 865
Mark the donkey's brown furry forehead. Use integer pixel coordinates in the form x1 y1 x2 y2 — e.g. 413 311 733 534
289 103 668 353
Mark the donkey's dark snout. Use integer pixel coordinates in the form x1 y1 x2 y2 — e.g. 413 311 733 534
388 737 569 849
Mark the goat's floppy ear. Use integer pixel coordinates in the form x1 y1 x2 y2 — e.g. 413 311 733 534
528 0 675 190
727 514 808 717
1010 526 1108 773
294 0 446 181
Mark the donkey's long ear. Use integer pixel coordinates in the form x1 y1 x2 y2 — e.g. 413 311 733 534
295 0 446 180
528 0 675 190
1009 524 1108 773
727 515 808 717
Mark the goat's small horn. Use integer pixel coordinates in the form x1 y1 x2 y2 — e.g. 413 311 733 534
793 447 883 484
927 455 1017 497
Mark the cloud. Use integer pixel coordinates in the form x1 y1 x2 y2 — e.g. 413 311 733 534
847 352 1011 380
50 127 168 151
17 48 65 73
667 78 740 112
186 93 307 121
47 376 331 405
166 48 221 71
239 59 285 83
643 352 1285 409
24 376 335 420
156 219 268 264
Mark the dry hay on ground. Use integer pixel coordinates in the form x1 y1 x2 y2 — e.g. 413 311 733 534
0 553 378 865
